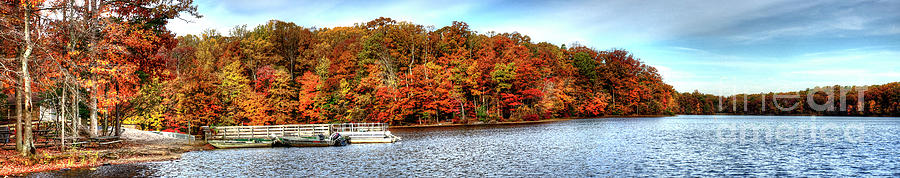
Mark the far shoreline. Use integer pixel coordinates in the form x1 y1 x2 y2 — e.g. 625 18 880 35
393 114 900 129
392 114 673 129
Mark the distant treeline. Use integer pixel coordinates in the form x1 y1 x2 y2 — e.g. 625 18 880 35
674 82 900 116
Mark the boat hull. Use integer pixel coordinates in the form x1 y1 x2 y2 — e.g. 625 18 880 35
340 131 401 143
277 136 350 147
348 136 400 143
208 139 274 149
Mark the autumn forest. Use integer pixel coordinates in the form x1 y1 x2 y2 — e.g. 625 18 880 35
124 18 682 131
2 0 900 157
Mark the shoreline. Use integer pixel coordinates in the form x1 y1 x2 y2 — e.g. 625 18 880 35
389 113 900 129
392 114 672 129
17 113 882 175
2 114 673 175
709 113 900 117
17 113 888 175
1 141 210 176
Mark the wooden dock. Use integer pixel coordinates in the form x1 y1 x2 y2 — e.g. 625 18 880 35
202 124 332 140
202 123 400 144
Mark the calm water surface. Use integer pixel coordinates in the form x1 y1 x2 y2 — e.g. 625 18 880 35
33 115 900 177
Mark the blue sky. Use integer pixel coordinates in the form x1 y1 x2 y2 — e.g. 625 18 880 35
166 0 900 95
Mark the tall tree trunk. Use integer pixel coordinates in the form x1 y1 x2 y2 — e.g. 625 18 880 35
60 89 66 150
87 0 100 138
20 7 35 156
62 0 74 146
115 81 122 136
72 88 79 138
60 0 69 151
459 99 466 123
102 111 108 136
115 103 121 136
90 83 98 137
15 89 22 153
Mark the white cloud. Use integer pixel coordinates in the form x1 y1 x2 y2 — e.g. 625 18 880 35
640 45 900 95
831 16 867 30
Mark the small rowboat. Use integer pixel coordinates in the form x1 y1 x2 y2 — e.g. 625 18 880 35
208 138 274 149
276 133 350 147
343 131 402 143
332 123 401 144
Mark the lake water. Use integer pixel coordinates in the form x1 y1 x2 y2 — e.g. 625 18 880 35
32 115 900 177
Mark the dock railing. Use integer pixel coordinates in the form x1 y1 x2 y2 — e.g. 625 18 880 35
203 124 332 140
332 123 389 133
202 123 392 141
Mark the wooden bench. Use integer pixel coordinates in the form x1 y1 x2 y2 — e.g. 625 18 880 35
69 141 89 147
0 127 9 147
98 140 122 147
91 136 119 141
85 136 122 148
33 129 52 144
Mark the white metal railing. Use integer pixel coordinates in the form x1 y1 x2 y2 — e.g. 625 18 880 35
202 123 393 140
332 123 389 133
203 124 332 140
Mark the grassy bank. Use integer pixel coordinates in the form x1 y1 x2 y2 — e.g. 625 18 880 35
0 139 209 176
